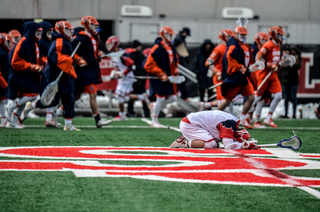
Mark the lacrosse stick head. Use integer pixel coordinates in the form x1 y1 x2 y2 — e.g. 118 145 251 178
236 16 249 27
41 83 58 106
168 76 186 84
277 135 302 150
249 60 265 72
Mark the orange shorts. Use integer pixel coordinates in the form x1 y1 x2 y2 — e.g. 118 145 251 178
83 84 97 94
257 73 282 96
222 81 254 101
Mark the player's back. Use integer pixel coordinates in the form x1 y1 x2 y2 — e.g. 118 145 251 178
260 40 281 64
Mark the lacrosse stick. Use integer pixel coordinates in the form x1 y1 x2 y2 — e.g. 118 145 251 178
207 93 217 101
249 60 265 72
209 82 222 90
257 71 272 91
236 16 249 27
102 74 186 84
259 135 302 150
41 42 81 106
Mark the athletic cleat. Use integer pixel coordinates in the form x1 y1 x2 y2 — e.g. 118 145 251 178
113 115 126 121
170 135 188 148
63 124 81 131
253 121 266 128
150 121 162 128
96 118 112 128
6 122 16 129
22 102 33 122
5 105 14 122
263 118 278 128
13 115 25 129
0 122 6 128
142 93 150 106
240 119 253 129
198 102 205 111
247 113 254 124
45 120 58 127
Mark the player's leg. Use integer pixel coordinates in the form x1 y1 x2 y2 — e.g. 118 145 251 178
61 92 80 131
150 96 165 127
239 83 255 129
290 85 299 118
0 99 7 127
264 78 282 128
253 99 266 128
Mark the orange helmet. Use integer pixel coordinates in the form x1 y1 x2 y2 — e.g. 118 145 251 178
106 35 120 52
268 26 285 44
81 16 99 36
254 32 269 47
234 26 248 43
159 26 175 44
218 29 235 42
0 33 13 51
55 21 74 41
8 29 21 45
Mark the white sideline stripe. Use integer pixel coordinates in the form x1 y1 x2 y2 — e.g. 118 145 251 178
229 150 320 199
141 118 181 132
23 125 151 128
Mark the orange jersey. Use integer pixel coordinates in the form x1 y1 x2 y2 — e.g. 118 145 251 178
257 40 281 79
205 44 227 72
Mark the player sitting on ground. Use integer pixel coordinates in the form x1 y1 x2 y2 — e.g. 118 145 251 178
170 110 259 150
106 35 150 121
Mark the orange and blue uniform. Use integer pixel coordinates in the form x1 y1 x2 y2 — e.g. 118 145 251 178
35 32 77 119
256 40 282 96
205 44 227 101
6 21 46 100
144 40 179 97
0 42 10 100
72 29 101 94
221 36 254 101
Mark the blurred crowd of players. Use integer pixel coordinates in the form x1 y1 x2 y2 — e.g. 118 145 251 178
0 15 319 133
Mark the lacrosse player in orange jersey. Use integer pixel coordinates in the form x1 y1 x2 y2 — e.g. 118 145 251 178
218 26 255 129
245 32 272 128
199 29 234 111
253 26 286 128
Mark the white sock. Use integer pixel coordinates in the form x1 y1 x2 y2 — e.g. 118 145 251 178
1 117 6 125
161 95 177 107
154 97 165 117
64 119 72 125
0 100 6 117
240 113 246 122
46 107 54 121
255 100 264 122
138 94 144 100
57 107 64 117
204 102 212 108
119 112 126 117
9 99 19 110
14 104 25 117
269 92 282 113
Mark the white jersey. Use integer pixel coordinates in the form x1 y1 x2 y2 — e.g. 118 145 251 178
110 53 135 96
186 110 238 142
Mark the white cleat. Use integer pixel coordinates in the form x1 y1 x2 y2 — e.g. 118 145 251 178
113 115 126 121
97 118 112 128
170 135 188 148
253 121 266 128
13 115 25 129
22 102 33 122
150 121 162 128
63 124 81 131
142 93 150 106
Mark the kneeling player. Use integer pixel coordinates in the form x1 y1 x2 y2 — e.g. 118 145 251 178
170 110 259 150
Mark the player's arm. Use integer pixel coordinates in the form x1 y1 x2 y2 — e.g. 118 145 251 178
226 45 246 75
206 48 221 75
120 56 135 75
51 38 77 79
11 39 42 72
144 45 168 81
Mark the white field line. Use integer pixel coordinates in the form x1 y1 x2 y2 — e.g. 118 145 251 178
21 125 151 128
141 118 181 132
229 150 320 199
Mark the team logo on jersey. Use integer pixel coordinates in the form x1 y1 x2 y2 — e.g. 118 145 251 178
0 146 319 198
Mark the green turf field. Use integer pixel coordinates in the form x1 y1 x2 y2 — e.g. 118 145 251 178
0 117 320 212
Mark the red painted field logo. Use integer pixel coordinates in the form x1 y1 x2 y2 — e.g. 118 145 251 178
0 146 320 198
